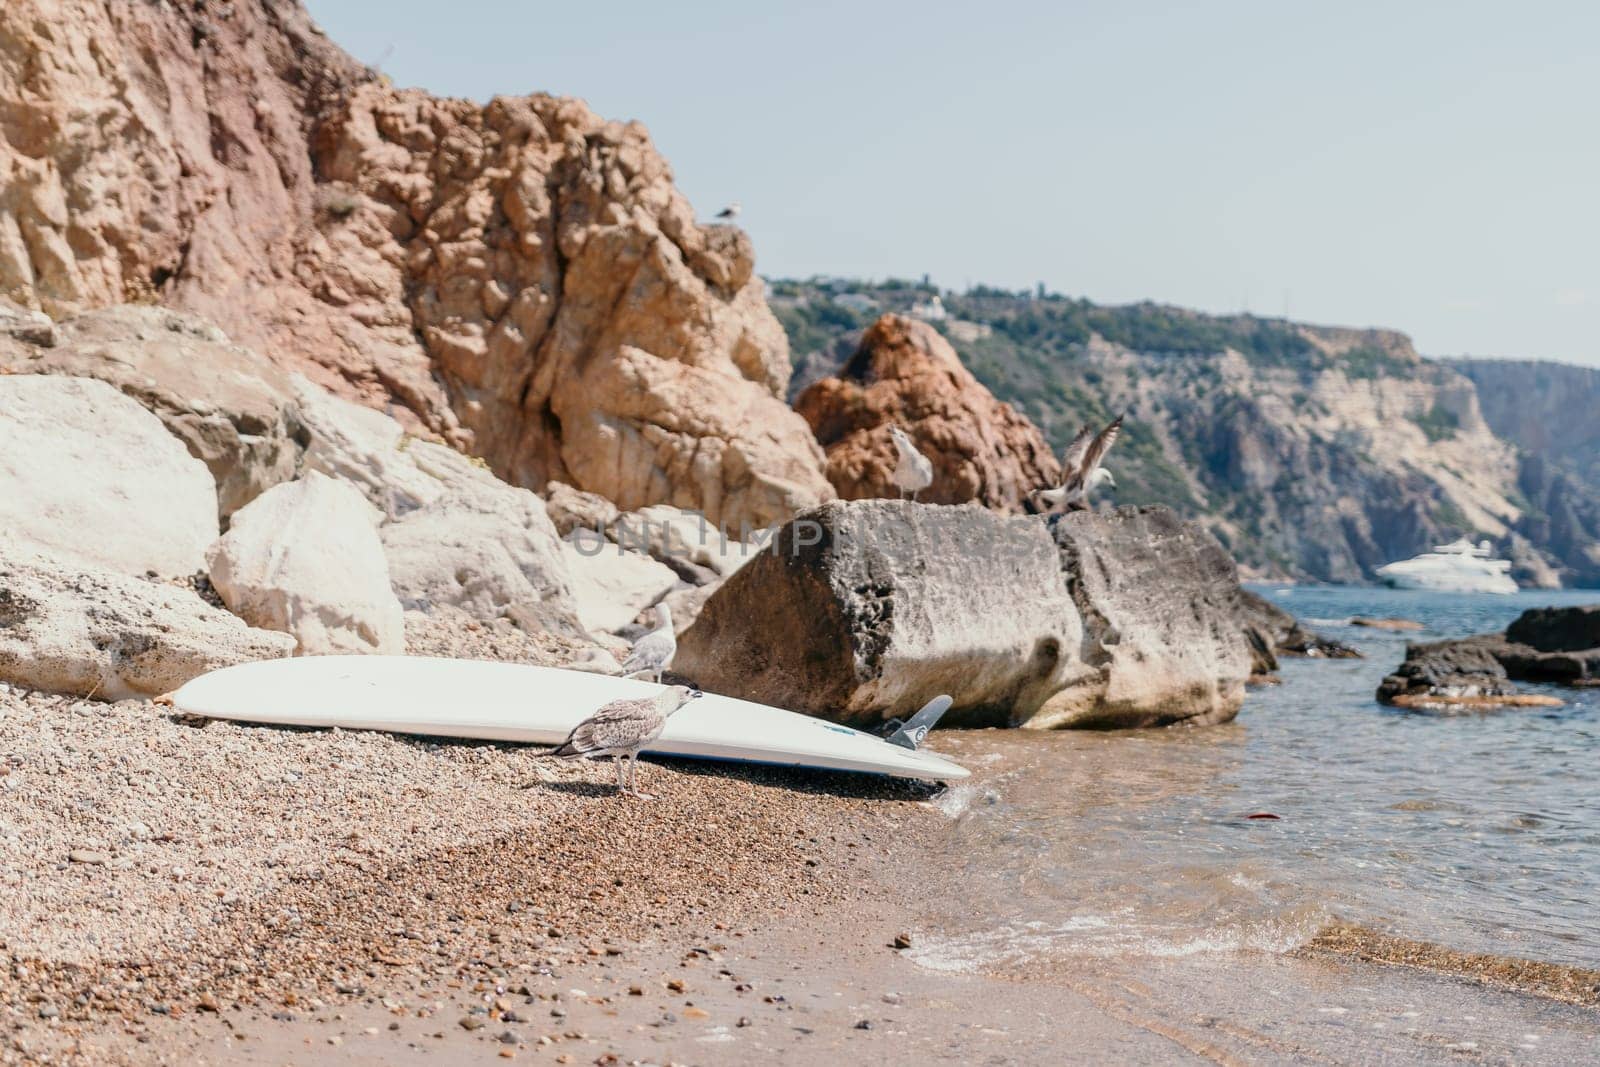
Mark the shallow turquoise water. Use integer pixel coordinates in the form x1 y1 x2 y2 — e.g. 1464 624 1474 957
913 586 1600 972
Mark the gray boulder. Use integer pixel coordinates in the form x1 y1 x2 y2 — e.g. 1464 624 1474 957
8 307 304 519
674 500 1091 728
0 375 217 578
0 552 294 701
1041 507 1255 728
675 501 1259 729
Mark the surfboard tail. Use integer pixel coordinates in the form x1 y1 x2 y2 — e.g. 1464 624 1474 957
884 695 953 750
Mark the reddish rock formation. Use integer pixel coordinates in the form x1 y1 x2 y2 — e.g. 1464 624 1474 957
795 314 1061 511
0 0 830 531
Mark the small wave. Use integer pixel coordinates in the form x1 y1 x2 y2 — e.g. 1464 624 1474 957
906 909 1326 974
931 783 1000 819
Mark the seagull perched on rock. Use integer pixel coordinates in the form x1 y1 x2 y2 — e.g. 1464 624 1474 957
714 202 741 220
545 685 702 798
621 604 675 683
1038 414 1123 513
888 425 934 502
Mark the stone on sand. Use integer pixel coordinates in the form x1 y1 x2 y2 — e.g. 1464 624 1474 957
1037 507 1256 728
0 551 293 700
0 375 217 578
207 472 405 655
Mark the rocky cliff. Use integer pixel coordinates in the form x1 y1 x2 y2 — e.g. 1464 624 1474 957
794 314 1061 512
1447 360 1600 586
774 281 1599 585
0 0 831 531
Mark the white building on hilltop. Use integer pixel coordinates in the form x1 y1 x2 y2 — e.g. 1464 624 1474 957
909 294 947 322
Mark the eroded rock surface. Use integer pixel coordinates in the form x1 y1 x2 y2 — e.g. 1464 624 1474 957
1039 507 1255 728
0 552 294 701
0 0 831 530
1377 604 1600 711
795 315 1060 512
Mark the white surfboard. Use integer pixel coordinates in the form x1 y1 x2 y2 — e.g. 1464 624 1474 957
171 656 970 782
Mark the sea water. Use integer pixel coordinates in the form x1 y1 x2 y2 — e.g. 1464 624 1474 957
911 586 1600 974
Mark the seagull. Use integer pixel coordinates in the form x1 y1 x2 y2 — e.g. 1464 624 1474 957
621 603 675 683
1038 414 1123 512
714 202 741 220
544 685 702 798
888 425 934 502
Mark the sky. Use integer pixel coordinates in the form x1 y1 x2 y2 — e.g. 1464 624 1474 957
306 1 1600 365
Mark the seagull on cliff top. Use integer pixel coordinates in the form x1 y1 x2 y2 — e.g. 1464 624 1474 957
714 202 741 220
1038 414 1123 513
544 685 702 798
621 603 675 683
889 425 934 502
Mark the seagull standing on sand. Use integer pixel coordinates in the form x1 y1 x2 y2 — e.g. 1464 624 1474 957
714 202 741 220
1038 414 1123 513
621 604 675 683
545 685 702 798
888 425 934 502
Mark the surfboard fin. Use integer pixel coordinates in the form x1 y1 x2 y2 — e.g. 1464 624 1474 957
883 695 953 750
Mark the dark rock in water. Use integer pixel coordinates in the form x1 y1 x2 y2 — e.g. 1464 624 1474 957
1377 604 1600 709
1237 590 1361 673
675 500 1257 729
1377 636 1519 706
1506 605 1600 654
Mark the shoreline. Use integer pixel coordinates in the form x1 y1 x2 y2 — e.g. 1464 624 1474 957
6 680 1600 1064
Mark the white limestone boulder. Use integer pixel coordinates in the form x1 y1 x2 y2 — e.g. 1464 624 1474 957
560 536 679 635
0 551 294 701
382 488 583 636
293 375 585 634
6 307 305 518
0 375 217 578
206 472 404 655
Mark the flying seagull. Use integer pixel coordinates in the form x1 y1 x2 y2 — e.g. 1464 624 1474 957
545 685 702 798
1039 414 1123 512
621 603 675 683
888 425 934 502
714 202 741 220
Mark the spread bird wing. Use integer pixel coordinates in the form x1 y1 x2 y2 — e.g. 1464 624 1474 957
622 629 676 673
1079 415 1123 479
549 697 663 757
1058 424 1094 475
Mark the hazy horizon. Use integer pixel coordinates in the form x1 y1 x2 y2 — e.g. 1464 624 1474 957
306 1 1599 367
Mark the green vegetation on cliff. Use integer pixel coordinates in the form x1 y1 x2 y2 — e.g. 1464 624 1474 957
771 277 1594 586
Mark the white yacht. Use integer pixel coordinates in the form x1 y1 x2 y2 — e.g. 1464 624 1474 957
1375 538 1518 595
